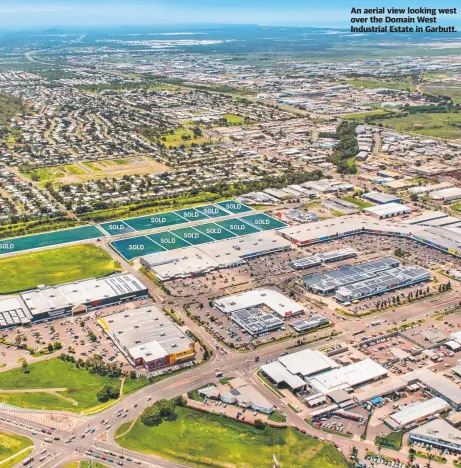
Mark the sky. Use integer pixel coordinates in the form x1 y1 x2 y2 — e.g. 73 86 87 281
0 0 458 29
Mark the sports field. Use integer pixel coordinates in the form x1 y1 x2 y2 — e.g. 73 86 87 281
0 244 121 294
0 225 104 256
111 213 286 260
115 406 347 468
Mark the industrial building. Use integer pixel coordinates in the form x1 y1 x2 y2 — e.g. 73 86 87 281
198 378 274 414
21 274 148 322
302 179 354 193
409 419 461 454
430 186 461 203
101 305 195 370
215 288 303 318
0 274 148 329
260 349 340 391
213 288 303 336
402 370 461 411
140 231 292 281
290 315 329 333
0 297 32 329
292 248 357 270
363 202 410 219
229 307 284 336
363 191 402 204
303 257 399 295
307 359 388 396
385 397 449 430
335 265 430 302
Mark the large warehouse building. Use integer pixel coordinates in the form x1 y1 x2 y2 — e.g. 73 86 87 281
260 349 340 391
0 274 148 328
101 305 195 370
277 217 461 257
302 257 399 295
214 288 303 336
140 231 292 281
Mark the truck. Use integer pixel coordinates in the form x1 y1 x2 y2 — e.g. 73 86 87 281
215 371 223 378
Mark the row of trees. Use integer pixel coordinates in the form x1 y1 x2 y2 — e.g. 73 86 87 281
329 121 358 174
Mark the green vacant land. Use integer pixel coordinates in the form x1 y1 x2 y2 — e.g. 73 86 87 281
375 430 404 451
222 113 245 125
342 110 389 120
161 128 207 147
341 196 374 210
115 407 347 468
348 78 415 91
0 358 147 412
0 432 33 467
0 244 121 294
23 164 85 181
422 85 461 104
378 112 461 139
0 92 24 126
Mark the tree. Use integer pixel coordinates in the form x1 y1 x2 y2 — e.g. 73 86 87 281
47 343 54 352
96 384 120 403
22 360 28 374
254 418 265 429
141 399 176 426
53 341 62 350
129 370 136 380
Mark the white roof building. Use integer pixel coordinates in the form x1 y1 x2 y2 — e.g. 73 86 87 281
307 359 387 395
388 397 449 429
214 288 303 318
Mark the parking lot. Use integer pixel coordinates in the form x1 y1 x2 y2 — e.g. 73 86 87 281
0 300 152 371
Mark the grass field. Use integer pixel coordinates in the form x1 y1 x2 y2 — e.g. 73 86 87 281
0 358 147 412
348 78 415 91
342 110 389 119
161 128 208 147
222 113 245 125
422 85 461 104
115 406 347 468
0 432 33 467
378 112 461 139
0 244 121 294
23 164 85 181
341 196 374 210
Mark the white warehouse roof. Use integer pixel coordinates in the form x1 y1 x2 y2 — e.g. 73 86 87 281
214 288 304 318
308 358 387 395
278 349 339 377
389 397 449 428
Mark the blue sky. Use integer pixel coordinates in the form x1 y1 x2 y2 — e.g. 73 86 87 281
0 0 458 28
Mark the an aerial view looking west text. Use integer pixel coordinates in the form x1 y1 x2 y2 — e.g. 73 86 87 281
2 1 461 467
